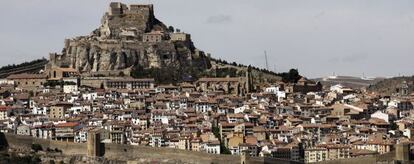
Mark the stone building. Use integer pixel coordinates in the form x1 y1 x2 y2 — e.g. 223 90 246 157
397 81 410 97
16 125 31 136
305 148 328 163
106 78 155 90
48 102 73 119
46 66 79 81
170 32 191 41
196 77 249 96
87 129 102 157
7 73 47 90
142 31 164 43
0 106 11 120
46 2 211 79
285 77 322 94
55 122 82 142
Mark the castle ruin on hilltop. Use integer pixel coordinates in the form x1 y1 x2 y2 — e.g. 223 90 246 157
46 2 210 78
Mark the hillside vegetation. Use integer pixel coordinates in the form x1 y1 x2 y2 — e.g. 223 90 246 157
367 76 414 95
0 58 48 78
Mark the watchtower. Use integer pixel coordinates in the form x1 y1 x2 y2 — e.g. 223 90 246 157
399 81 409 96
395 143 410 163
87 130 102 157
108 2 127 15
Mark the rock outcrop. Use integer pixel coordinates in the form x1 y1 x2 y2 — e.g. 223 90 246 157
47 2 211 78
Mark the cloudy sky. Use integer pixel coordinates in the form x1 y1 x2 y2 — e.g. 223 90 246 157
0 0 413 78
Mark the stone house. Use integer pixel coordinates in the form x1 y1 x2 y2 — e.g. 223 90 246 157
170 32 191 41
48 102 73 119
285 77 322 94
142 31 164 42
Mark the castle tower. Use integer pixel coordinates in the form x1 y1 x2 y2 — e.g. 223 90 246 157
400 81 409 96
87 130 102 157
395 143 410 163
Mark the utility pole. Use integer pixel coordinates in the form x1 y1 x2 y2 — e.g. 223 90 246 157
264 50 269 70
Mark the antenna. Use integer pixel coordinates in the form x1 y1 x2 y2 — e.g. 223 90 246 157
264 50 269 70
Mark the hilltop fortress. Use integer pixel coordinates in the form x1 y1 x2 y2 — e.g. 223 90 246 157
47 2 210 77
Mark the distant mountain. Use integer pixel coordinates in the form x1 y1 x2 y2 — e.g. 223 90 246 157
313 75 385 89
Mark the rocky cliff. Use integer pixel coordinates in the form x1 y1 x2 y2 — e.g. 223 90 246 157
48 2 211 79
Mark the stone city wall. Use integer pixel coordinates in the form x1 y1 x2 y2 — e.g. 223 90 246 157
1 133 303 164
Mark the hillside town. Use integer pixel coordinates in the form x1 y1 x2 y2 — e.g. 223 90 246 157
0 2 414 164
0 67 413 163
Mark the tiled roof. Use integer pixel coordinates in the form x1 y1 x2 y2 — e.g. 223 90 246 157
56 122 79 128
7 73 47 79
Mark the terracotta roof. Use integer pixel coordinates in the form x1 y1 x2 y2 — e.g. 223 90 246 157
56 122 80 128
197 77 242 82
107 78 154 82
0 106 11 111
53 67 78 73
7 73 47 79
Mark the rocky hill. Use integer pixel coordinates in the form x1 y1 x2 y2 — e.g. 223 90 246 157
47 2 211 82
42 2 287 84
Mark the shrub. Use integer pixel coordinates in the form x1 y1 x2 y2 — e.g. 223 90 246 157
31 144 43 152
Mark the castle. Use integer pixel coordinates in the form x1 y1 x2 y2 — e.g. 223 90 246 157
46 2 210 78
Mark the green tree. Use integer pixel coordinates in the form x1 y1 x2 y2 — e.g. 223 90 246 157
168 26 175 33
31 144 43 152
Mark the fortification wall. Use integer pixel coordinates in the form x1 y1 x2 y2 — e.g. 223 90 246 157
315 156 377 164
2 133 87 155
1 133 303 164
2 133 239 163
103 143 240 164
315 152 396 164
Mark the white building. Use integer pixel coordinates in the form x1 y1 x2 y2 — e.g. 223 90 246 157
201 142 221 154
265 86 286 101
63 78 79 94
0 79 14 85
330 84 353 94
370 111 389 123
